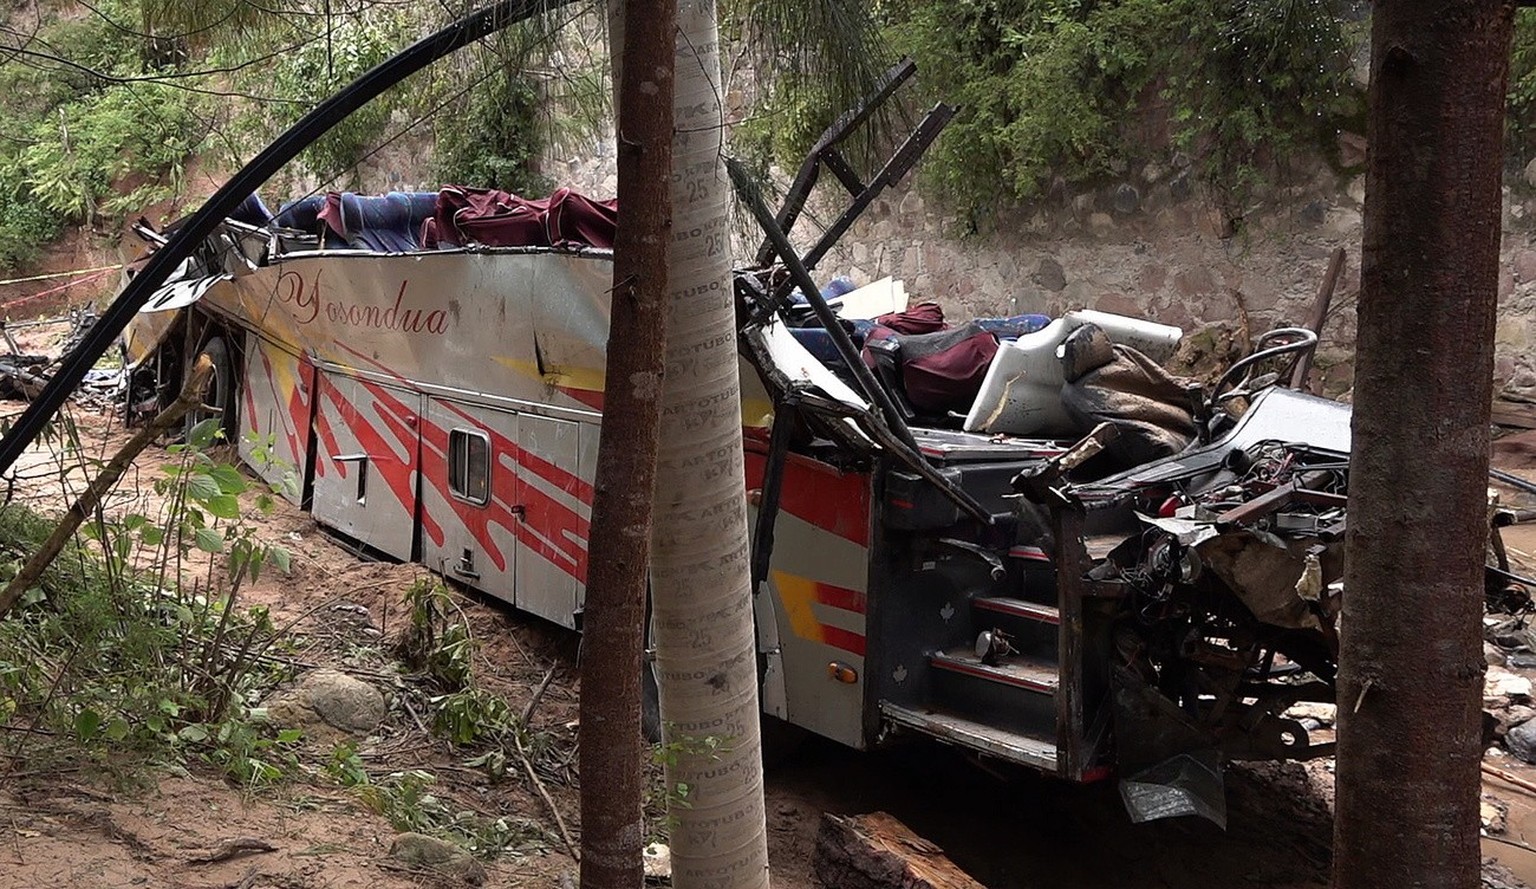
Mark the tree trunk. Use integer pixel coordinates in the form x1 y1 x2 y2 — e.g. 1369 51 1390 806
577 0 674 885
1333 4 1514 888
649 1 772 886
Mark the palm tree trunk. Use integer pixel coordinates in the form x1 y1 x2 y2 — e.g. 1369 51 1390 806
578 1 674 886
649 1 771 886
1333 2 1514 887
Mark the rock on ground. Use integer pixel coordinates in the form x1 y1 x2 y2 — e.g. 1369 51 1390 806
264 668 386 736
1506 719 1536 765
1484 858 1531 889
388 832 487 886
1487 667 1533 705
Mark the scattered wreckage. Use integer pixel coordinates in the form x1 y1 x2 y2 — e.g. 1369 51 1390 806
0 309 110 405
37 59 1529 827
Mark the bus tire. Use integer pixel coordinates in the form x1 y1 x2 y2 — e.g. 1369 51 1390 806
641 658 663 743
186 334 236 441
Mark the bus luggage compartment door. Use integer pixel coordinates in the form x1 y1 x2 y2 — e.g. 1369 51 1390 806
237 336 312 504
420 399 519 606
310 372 421 561
510 413 589 630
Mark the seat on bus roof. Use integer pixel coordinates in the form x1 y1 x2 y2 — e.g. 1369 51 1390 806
432 186 617 250
316 192 438 252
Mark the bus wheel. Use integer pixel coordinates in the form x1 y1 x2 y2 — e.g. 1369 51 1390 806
185 335 235 442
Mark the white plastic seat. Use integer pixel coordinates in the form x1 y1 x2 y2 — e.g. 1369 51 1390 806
962 310 1183 438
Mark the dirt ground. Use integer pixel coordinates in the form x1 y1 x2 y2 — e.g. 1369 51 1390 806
0 407 1347 889
0 405 588 888
4 406 1536 888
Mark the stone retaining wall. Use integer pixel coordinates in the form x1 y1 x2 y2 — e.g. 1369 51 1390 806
812 156 1536 401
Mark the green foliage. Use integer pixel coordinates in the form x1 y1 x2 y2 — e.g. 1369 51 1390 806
727 0 895 173
1510 9 1536 167
733 83 839 181
0 0 578 273
0 413 295 786
645 729 733 841
432 64 552 195
0 1 204 268
431 688 516 746
393 578 532 751
350 766 548 857
12 81 203 223
323 742 546 857
142 0 306 47
874 0 1358 210
396 578 473 690
215 10 416 185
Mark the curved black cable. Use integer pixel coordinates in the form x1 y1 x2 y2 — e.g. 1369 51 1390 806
0 0 573 478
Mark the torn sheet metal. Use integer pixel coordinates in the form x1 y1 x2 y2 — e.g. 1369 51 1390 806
142 265 231 313
1135 512 1221 547
1120 749 1228 829
1195 534 1343 630
757 316 869 413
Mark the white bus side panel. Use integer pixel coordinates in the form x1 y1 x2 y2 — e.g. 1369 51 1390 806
237 334 312 503
311 372 420 561
513 413 587 629
418 398 520 606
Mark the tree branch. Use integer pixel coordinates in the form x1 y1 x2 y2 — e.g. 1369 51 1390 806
0 355 213 621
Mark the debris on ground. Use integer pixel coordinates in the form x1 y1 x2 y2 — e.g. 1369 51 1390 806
1488 668 1534 706
812 811 984 889
186 836 279 865
643 842 672 882
1484 797 1511 835
0 308 113 407
1487 859 1532 889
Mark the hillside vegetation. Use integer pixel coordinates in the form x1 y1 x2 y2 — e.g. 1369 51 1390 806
0 0 603 275
7 0 1536 276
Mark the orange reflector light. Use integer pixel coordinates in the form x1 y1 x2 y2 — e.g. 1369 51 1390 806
828 662 858 683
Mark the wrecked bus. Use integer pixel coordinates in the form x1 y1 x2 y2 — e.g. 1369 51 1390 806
117 67 1367 821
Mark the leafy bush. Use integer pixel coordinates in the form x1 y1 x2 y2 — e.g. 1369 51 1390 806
872 0 1358 210
0 1 205 269
432 65 552 195
13 81 203 221
1509 9 1536 169
216 10 415 184
0 417 295 784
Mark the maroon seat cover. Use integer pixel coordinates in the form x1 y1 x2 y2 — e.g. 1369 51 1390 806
545 188 618 249
875 301 946 335
899 322 998 414
431 186 617 249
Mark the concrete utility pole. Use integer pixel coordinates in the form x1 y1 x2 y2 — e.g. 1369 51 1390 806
1333 2 1514 887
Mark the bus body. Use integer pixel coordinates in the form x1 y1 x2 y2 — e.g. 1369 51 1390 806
119 67 1352 811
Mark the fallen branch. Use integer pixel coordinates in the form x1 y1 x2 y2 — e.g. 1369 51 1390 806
521 665 558 728
187 837 278 865
513 728 578 861
813 812 984 889
0 355 213 620
1484 761 1536 797
398 693 430 736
